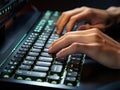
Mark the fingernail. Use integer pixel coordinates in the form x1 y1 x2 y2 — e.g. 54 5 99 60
57 31 61 35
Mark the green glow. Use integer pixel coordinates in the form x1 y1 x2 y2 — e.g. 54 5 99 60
0 34 27 67
25 77 32 81
51 81 57 84
17 77 23 80
36 79 42 82
67 83 73 86
3 75 9 78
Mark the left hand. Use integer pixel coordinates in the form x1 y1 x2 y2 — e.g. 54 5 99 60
56 6 113 34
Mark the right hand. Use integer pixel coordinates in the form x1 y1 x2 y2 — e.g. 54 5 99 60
56 6 114 34
49 28 120 69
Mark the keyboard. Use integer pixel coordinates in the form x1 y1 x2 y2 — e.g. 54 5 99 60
0 10 86 89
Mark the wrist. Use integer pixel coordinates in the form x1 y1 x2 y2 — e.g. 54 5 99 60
106 7 120 25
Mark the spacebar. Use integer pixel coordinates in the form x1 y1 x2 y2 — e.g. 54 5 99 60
15 70 47 80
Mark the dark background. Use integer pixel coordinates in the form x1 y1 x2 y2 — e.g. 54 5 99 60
30 0 120 11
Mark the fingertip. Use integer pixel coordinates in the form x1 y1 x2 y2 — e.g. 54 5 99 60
57 29 63 35
56 52 63 58
57 31 61 35
66 30 70 33
66 25 74 32
48 47 52 54
56 27 62 35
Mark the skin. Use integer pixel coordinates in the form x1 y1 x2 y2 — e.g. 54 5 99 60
56 6 120 34
49 28 120 69
48 6 120 69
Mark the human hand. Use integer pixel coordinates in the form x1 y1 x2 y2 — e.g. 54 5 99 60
49 28 120 69
56 6 114 34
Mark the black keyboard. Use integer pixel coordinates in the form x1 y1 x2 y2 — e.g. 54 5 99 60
0 10 86 89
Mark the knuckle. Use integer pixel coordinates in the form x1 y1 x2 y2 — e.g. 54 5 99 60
108 6 116 10
81 6 92 11
93 34 100 42
53 39 58 44
92 33 103 43
62 11 71 17
69 16 77 22
64 33 71 40
92 28 100 33
72 42 79 47
81 6 88 9
65 32 72 36
61 12 68 17
86 8 93 12
71 42 80 52
74 7 81 10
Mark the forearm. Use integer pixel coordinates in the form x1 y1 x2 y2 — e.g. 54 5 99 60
106 6 120 25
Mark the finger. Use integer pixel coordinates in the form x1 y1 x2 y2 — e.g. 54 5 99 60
48 34 73 53
66 10 91 32
55 28 102 45
49 29 101 54
49 30 87 51
50 28 99 48
56 8 84 34
78 24 106 32
56 42 98 58
56 13 70 34
78 24 92 30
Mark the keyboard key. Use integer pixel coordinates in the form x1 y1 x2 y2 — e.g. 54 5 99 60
39 57 53 62
50 65 63 75
33 45 42 49
48 75 60 84
33 66 49 72
43 48 49 52
34 42 44 47
19 65 31 70
0 69 14 78
26 56 36 61
28 52 39 57
64 76 77 86
36 61 51 67
15 70 47 81
23 60 34 65
67 71 78 77
41 52 52 57
30 48 41 53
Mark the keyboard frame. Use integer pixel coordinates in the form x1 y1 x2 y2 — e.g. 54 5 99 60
0 10 86 90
